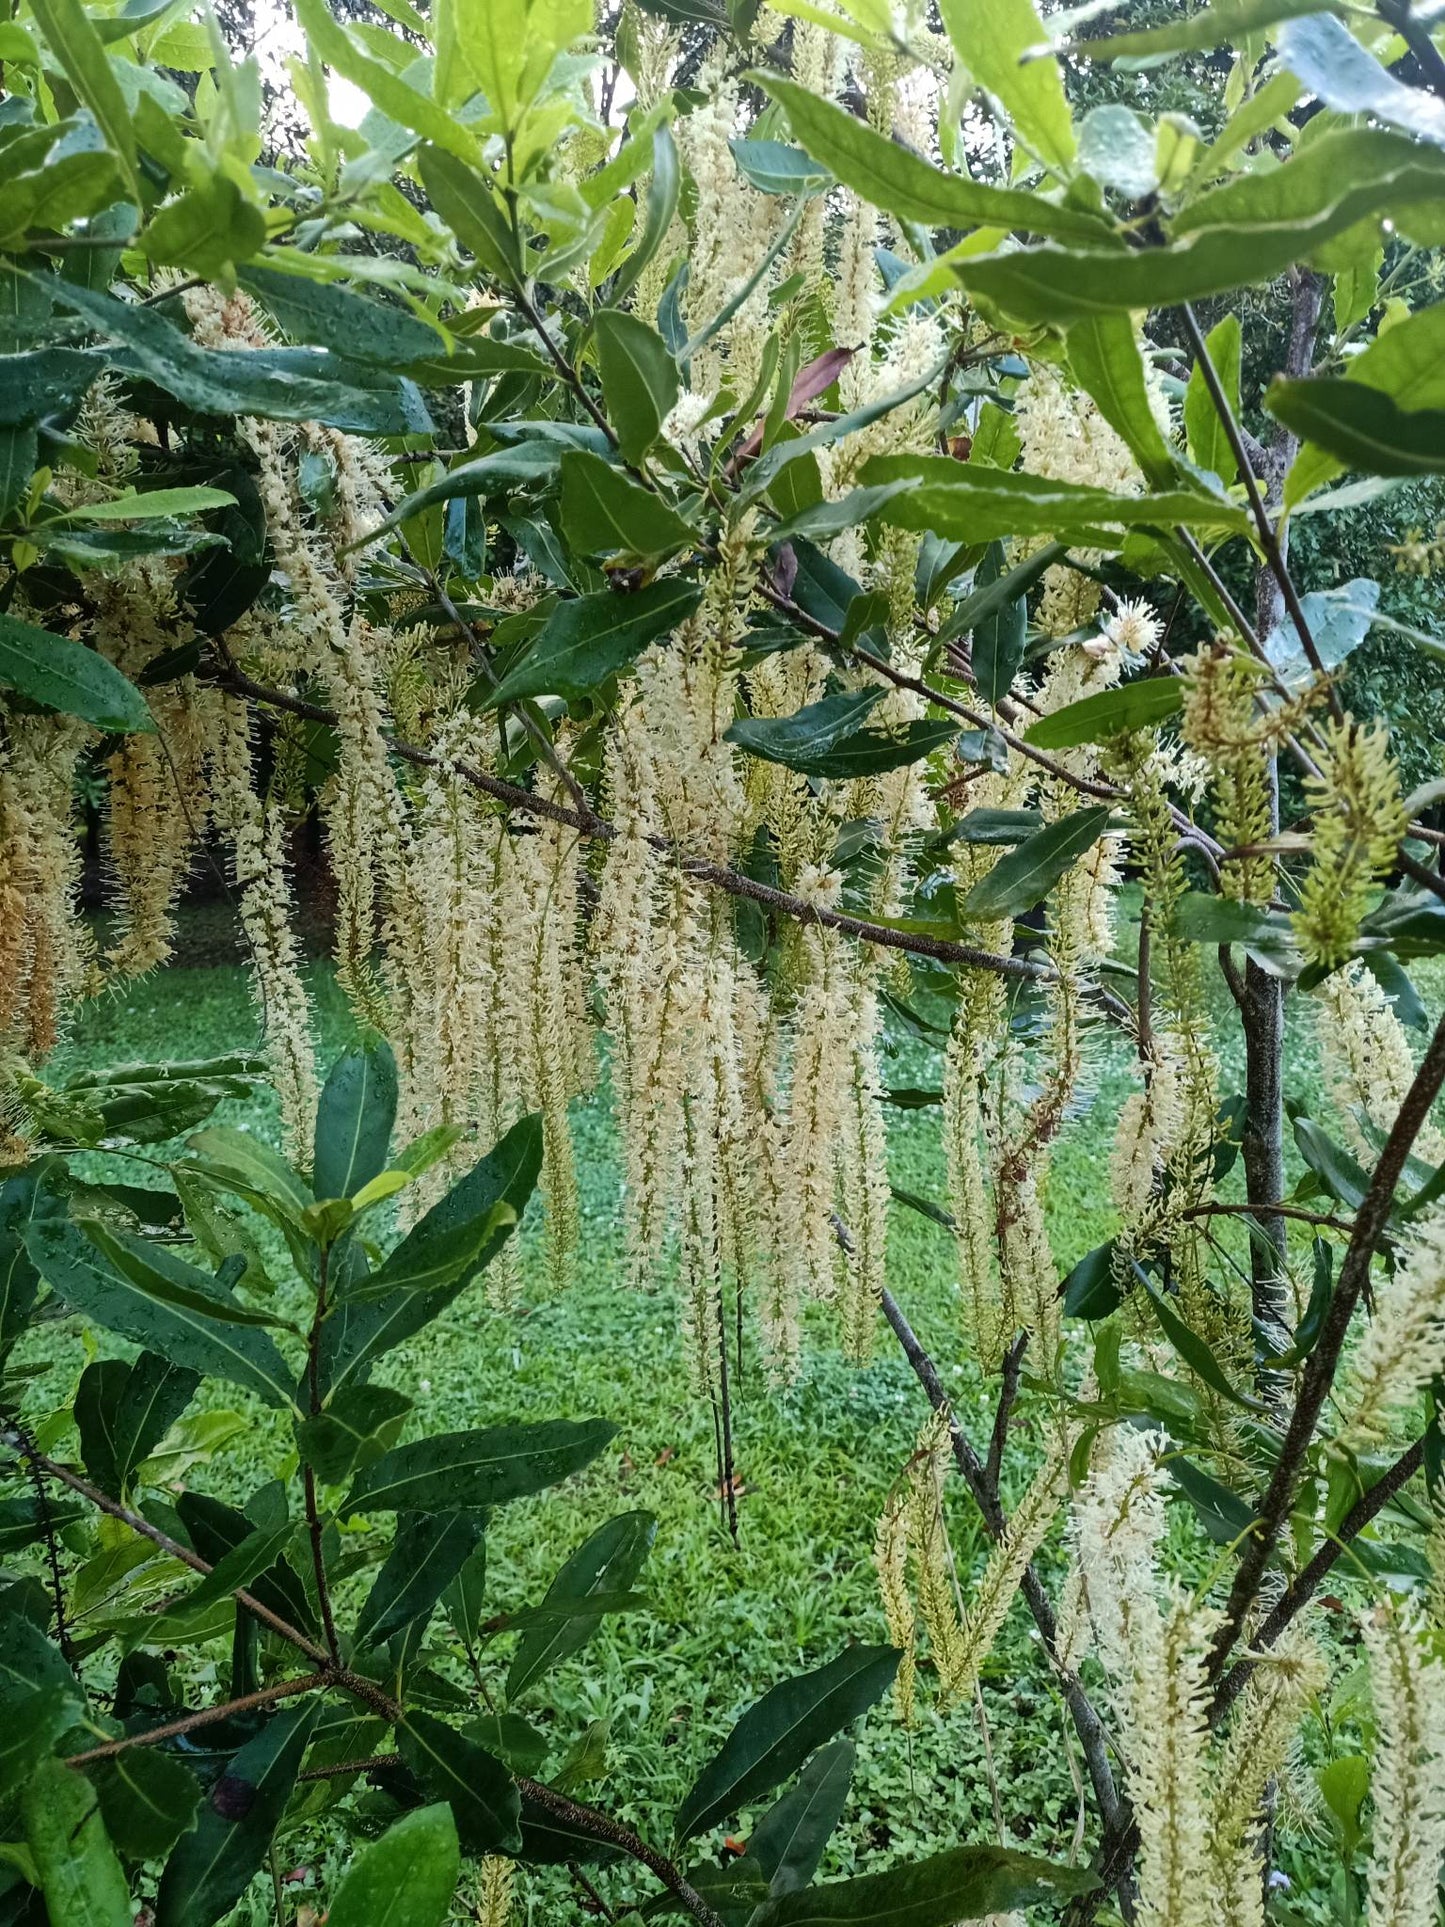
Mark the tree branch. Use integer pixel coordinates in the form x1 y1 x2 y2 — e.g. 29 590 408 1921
877 1288 1131 1874
1208 1010 1445 1679
66 1675 328 1766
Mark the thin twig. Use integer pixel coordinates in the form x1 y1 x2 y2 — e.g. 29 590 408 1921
66 1675 327 1766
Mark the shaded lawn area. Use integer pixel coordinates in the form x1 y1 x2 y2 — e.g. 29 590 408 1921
41 899 1426 1918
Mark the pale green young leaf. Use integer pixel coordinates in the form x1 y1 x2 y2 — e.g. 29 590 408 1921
325 1806 461 1927
938 0 1075 172
1184 313 1242 484
593 310 679 463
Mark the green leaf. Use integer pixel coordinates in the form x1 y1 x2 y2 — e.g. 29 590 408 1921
1068 314 1174 484
153 1519 300 1630
314 1037 398 1205
27 1218 297 1410
0 1498 83 1553
28 0 140 202
936 541 1063 645
75 1350 198 1499
750 1843 1096 1924
558 450 697 562
89 1748 202 1863
416 147 523 281
1293 1116 1370 1211
1136 1270 1264 1411
54 487 238 527
1285 297 1445 504
23 1755 131 1927
351 444 561 554
746 1741 854 1897
1024 677 1184 748
859 454 1247 543
1184 314 1242 484
44 278 424 433
507 1510 656 1699
155 1704 321 1927
0 1166 64 1361
1073 0 1344 60
355 1510 485 1649
186 1125 313 1222
296 1383 413 1486
241 265 446 371
325 1805 461 1927
1062 1240 1122 1319
485 577 702 706
970 541 1027 705
961 807 1112 920
142 177 266 278
675 1644 899 1843
727 690 881 773
593 311 679 464
398 1712 522 1856
0 347 101 428
731 138 831 195
938 0 1074 172
321 1115 542 1397
293 0 479 160
342 1416 617 1516
951 131 1445 322
612 124 682 304
0 610 152 733
756 74 1107 242
1267 378 1445 477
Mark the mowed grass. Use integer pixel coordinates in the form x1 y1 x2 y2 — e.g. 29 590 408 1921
41 901 1441 1920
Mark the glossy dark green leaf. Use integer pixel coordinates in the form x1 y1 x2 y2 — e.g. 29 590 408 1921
398 1712 522 1856
750 1843 1096 1924
726 690 882 771
175 1489 317 1636
75 1350 199 1499
1285 296 1445 505
296 1383 413 1486
0 1165 64 1360
240 265 446 370
343 1417 616 1517
1134 1266 1264 1411
1024 677 1184 749
314 1037 398 1204
1170 1458 1255 1547
757 75 1108 242
1266 377 1445 476
0 611 152 733
747 1740 855 1897
558 449 697 561
507 1510 656 1699
356 1511 485 1649
0 1497 83 1553
1293 1116 1370 1210
675 1645 899 1842
970 542 1027 706
1061 1241 1122 1319
23 1755 131 1927
155 1704 321 1927
89 1747 202 1863
961 807 1112 920
349 445 561 554
44 278 421 432
594 311 679 463
484 576 702 706
321 1114 543 1397
0 346 99 428
325 1804 461 1927
26 1219 296 1409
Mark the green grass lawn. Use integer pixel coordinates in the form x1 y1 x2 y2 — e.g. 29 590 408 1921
38 902 1442 1922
